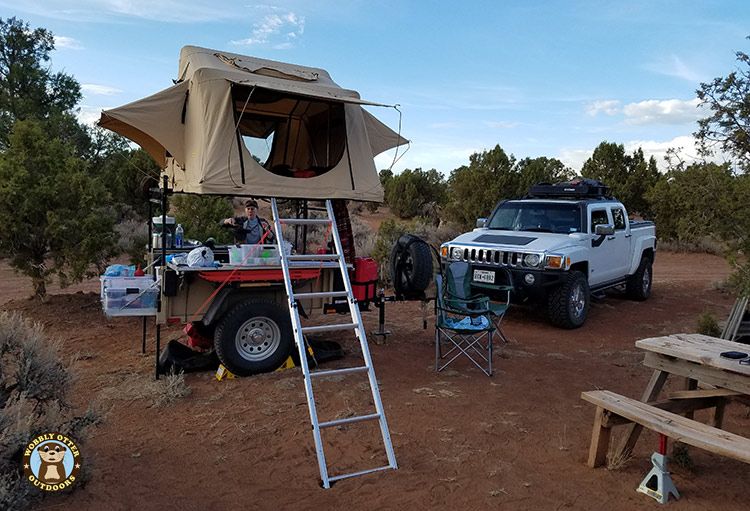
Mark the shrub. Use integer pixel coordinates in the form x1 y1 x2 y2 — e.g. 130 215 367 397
383 168 446 219
0 312 100 510
171 194 235 244
696 311 722 337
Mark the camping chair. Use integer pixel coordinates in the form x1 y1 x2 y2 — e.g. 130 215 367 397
445 262 512 344
435 274 495 376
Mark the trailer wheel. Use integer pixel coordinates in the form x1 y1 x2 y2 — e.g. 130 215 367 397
214 298 293 376
547 271 589 329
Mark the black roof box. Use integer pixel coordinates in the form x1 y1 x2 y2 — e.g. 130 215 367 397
527 178 611 199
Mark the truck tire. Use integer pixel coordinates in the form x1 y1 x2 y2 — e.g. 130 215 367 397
214 298 293 376
626 256 652 301
547 271 589 329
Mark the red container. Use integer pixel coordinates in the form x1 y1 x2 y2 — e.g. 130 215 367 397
352 257 378 303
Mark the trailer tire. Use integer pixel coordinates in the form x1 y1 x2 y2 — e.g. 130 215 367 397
626 256 652 301
214 298 293 376
547 271 589 329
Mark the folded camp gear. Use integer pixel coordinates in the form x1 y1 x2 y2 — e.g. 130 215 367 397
158 340 220 374
186 246 214 267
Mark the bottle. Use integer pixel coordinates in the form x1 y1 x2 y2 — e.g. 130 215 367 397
175 224 184 248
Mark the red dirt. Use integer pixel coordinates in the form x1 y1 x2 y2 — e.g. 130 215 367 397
3 252 748 510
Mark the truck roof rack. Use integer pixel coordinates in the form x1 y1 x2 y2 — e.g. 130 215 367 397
526 178 612 200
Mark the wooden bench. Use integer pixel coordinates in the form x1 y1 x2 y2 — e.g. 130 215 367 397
581 390 750 468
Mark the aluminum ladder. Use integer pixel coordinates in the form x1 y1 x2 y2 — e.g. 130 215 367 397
270 198 397 488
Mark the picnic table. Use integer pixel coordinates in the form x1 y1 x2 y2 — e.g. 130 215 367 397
582 333 750 468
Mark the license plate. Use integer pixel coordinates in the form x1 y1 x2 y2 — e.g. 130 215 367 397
473 269 495 284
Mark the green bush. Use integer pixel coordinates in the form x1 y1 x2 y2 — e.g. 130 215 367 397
383 167 446 219
171 195 235 244
696 311 721 337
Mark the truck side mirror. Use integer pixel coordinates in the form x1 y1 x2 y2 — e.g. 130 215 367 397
594 224 615 236
476 218 487 228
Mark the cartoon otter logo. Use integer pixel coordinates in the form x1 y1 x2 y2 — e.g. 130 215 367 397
23 433 82 492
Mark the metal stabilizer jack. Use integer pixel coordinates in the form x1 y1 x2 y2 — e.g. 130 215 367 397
637 444 680 504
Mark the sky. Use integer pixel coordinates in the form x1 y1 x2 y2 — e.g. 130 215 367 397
2 0 749 175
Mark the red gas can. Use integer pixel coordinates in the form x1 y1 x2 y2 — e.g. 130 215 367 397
352 257 378 303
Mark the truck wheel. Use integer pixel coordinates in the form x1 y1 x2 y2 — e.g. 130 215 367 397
214 298 293 376
547 271 589 329
626 256 652 301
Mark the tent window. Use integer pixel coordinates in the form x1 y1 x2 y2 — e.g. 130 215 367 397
232 86 346 178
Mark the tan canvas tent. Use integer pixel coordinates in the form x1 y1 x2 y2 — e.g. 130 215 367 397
99 46 408 201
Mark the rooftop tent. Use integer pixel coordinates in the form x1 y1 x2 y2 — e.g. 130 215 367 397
99 45 408 202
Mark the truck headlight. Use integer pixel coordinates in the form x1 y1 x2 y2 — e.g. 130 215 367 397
523 253 541 267
451 247 463 260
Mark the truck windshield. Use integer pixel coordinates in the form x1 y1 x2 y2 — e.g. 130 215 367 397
487 202 582 234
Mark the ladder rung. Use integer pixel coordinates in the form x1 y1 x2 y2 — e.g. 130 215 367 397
287 254 341 261
294 291 348 299
301 322 359 334
280 218 332 226
320 413 381 429
311 366 368 378
328 465 394 484
288 262 342 269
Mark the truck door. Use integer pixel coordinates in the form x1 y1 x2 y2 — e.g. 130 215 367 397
608 205 631 279
587 207 612 286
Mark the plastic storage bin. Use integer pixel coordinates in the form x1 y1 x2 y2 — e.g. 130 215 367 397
100 276 159 317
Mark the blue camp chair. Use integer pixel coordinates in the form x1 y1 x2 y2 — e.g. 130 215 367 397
445 262 512 344
435 273 495 376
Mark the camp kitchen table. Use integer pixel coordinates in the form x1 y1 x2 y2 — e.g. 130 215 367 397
614 333 750 459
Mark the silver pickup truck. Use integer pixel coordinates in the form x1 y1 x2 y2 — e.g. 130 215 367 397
440 180 657 328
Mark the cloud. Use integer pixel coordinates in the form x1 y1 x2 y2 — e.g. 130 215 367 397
484 120 519 129
231 12 305 48
81 84 122 96
558 134 729 173
77 105 107 126
646 55 707 83
2 1 238 23
375 141 479 174
622 98 704 125
557 148 593 172
585 99 620 117
54 35 83 50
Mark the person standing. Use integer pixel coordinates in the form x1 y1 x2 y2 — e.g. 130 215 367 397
222 199 275 244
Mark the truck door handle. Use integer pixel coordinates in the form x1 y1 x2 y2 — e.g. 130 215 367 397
607 236 615 240
624 234 632 238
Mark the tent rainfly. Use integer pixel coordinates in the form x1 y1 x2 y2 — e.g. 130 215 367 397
98 46 408 202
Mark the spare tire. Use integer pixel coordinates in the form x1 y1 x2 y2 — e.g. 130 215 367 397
389 234 433 299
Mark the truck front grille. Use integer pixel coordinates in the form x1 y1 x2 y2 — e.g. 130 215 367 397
458 247 523 266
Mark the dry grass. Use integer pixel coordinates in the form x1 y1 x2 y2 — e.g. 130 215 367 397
0 312 101 510
606 444 633 470
658 237 725 255
98 370 191 407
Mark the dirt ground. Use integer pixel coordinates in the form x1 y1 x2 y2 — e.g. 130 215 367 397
2 251 749 510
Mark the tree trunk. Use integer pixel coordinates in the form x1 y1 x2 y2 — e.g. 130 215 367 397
30 268 47 301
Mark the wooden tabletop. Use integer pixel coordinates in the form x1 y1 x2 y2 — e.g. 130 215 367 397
636 333 750 377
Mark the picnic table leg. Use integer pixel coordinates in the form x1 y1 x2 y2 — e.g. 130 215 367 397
614 370 668 458
684 378 698 419
711 398 727 428
587 406 612 468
